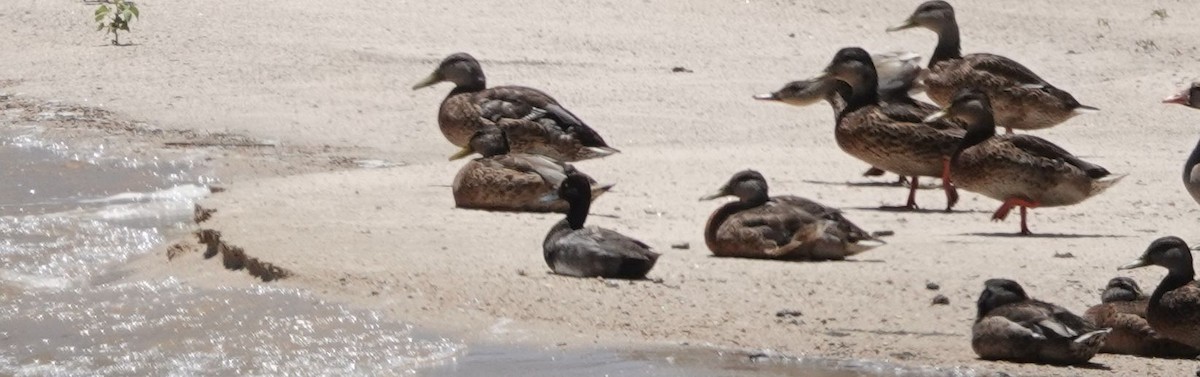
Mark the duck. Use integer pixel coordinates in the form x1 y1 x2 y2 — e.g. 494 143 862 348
1117 236 1200 349
1163 83 1200 207
972 278 1110 365
925 88 1122 235
449 126 614 213
700 170 884 260
412 52 618 161
541 172 658 278
803 47 964 211
1083 277 1200 357
759 52 933 186
888 1 1097 134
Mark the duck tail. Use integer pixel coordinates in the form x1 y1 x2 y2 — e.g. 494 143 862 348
844 238 886 256
1089 174 1126 196
590 183 616 200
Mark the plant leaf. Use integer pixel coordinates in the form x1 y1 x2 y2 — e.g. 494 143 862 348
122 10 132 22
128 5 138 19
97 23 105 31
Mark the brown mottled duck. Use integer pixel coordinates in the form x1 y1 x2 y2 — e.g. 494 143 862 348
888 1 1097 133
413 52 618 161
449 126 613 213
926 89 1122 235
1083 277 1200 358
700 170 884 260
1118 236 1200 349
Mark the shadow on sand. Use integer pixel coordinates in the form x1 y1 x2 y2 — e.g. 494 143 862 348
962 232 1130 239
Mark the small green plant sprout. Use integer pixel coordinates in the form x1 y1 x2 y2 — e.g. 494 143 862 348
94 0 139 46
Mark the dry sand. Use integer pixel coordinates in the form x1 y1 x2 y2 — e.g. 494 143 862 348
4 0 1200 375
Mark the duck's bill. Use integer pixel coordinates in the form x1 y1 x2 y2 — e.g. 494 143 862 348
699 187 728 201
886 19 917 32
448 146 475 160
411 72 442 90
753 92 779 101
1163 91 1189 105
538 192 560 203
923 110 948 123
1117 258 1149 270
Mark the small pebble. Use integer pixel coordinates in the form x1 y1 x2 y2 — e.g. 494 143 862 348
604 281 620 288
926 282 940 290
872 230 895 237
775 309 803 318
931 294 950 305
671 66 694 73
671 242 690 250
1053 252 1075 258
516 269 528 276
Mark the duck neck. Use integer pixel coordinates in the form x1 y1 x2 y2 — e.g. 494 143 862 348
565 196 590 230
1184 137 1200 182
930 21 963 67
825 81 851 120
951 112 996 163
840 69 880 118
1151 264 1195 306
704 193 768 249
450 73 487 95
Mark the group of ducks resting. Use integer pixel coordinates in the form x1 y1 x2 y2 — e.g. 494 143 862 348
411 0 1200 366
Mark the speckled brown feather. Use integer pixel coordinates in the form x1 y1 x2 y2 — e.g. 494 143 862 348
1084 299 1200 357
436 86 615 161
452 154 611 213
925 54 1087 130
836 106 964 178
1147 281 1200 348
952 134 1121 206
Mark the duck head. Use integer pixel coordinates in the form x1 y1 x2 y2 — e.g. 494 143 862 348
449 126 510 160
819 47 877 89
1100 277 1145 303
412 53 486 90
888 1 955 33
542 173 593 229
1120 236 1197 277
753 78 834 107
927 88 995 155
976 278 1028 320
700 170 770 204
1163 83 1200 109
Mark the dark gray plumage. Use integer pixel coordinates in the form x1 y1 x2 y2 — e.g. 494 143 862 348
972 278 1110 365
542 173 658 279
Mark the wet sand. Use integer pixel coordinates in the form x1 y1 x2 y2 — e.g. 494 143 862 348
4 0 1200 375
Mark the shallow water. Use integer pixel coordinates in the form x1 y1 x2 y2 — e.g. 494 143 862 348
0 129 972 376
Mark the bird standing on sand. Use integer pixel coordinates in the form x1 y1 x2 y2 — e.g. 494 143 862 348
926 89 1121 235
888 1 1097 133
412 52 618 161
801 47 963 211
1162 83 1200 207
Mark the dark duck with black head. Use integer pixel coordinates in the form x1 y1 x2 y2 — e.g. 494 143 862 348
700 170 883 260
972 278 1110 365
541 173 658 279
1118 236 1200 349
449 126 613 213
1083 277 1200 358
412 52 618 161
810 47 964 211
1163 83 1200 208
926 89 1122 235
888 1 1097 134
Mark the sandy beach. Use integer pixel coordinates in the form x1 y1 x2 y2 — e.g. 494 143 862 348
4 0 1200 375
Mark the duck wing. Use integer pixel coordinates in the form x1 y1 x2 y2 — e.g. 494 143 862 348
772 196 875 243
964 53 1048 86
478 86 613 150
1007 135 1110 178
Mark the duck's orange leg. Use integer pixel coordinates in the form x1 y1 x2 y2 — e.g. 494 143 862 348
992 198 1040 235
941 157 958 212
881 176 920 210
